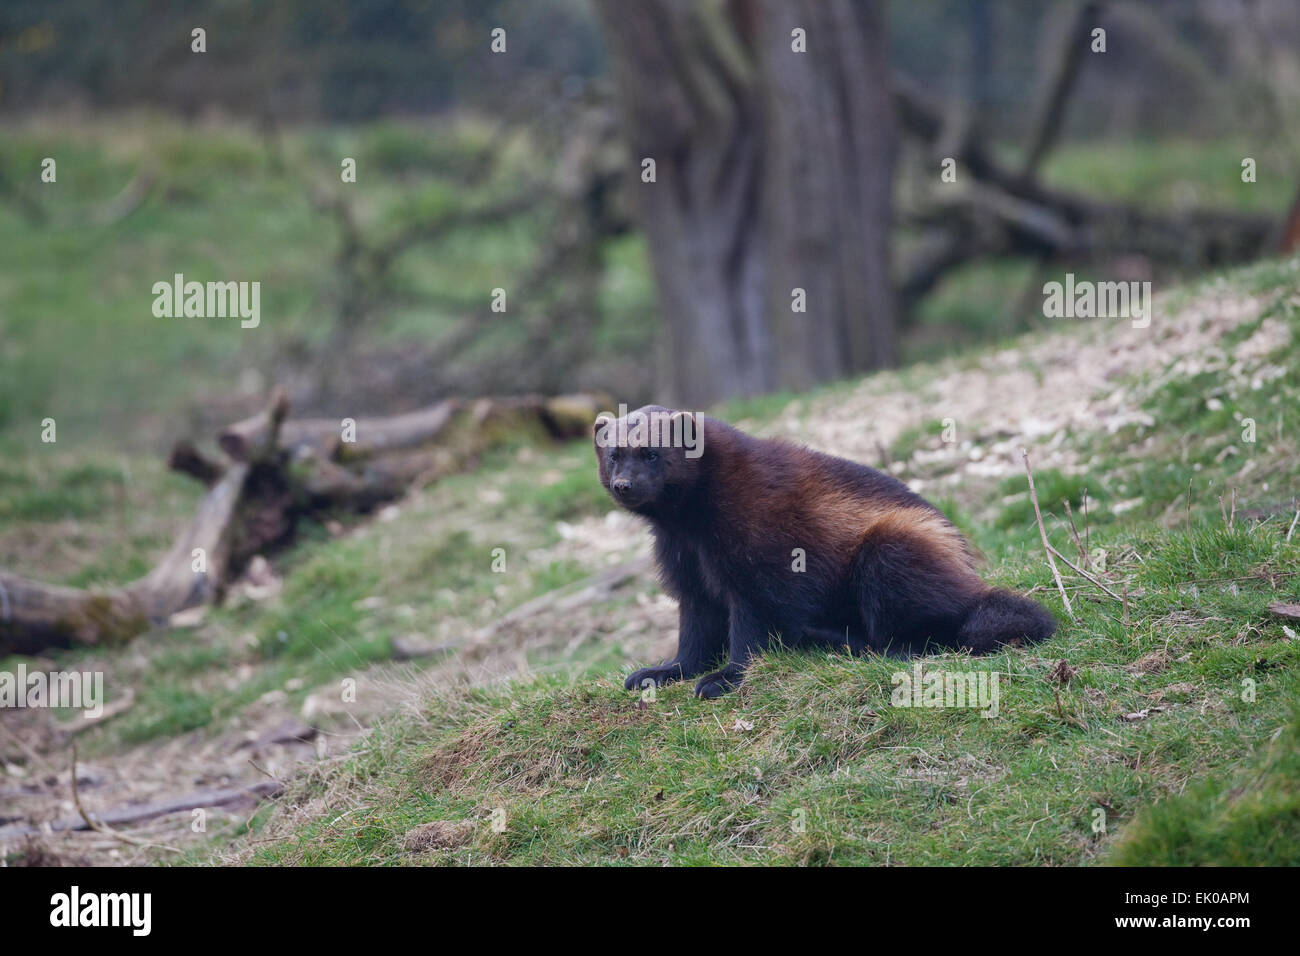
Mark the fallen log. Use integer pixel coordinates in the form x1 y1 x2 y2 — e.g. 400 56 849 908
0 461 255 654
218 393 604 463
0 390 609 655
0 393 288 655
167 439 226 486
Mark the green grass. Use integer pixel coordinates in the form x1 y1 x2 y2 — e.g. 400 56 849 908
1038 139 1293 214
0 113 653 458
4 117 1299 866
241 511 1300 865
1110 709 1300 866
221 252 1300 866
14 251 1300 864
229 282 1300 865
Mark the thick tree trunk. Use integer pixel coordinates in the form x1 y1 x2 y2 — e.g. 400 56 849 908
759 0 898 388
595 0 897 405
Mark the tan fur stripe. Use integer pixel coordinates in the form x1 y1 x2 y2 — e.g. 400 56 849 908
863 506 986 588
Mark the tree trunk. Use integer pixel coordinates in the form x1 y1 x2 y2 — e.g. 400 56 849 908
594 0 897 405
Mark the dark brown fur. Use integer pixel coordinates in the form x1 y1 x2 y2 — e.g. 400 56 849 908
595 406 1057 698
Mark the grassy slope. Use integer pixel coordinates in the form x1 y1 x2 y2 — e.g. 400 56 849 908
235 260 1300 867
2 121 1297 865
237 523 1299 866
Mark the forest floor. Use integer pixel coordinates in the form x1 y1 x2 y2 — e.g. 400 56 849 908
5 254 1297 865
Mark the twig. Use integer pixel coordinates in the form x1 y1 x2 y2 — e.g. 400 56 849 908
1286 508 1299 542
62 689 136 738
0 720 47 769
70 745 182 854
1047 543 1124 603
1082 487 1091 557
1021 448 1074 620
1062 499 1089 567
1122 581 1130 629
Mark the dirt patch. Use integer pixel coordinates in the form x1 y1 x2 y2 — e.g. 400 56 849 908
1127 650 1172 675
401 819 475 852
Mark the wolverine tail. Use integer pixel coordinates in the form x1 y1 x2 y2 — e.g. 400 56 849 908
956 589 1057 654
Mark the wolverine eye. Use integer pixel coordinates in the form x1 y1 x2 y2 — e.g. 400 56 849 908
644 449 658 462
610 450 621 463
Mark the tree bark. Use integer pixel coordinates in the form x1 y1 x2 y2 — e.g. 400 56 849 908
595 0 897 405
759 0 898 388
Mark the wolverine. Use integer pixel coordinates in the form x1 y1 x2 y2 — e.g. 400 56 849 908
595 405 1057 699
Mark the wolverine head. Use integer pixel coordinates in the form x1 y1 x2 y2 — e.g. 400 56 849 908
593 405 703 513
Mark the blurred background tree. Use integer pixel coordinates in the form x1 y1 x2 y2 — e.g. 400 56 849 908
1 0 1298 429
595 0 897 405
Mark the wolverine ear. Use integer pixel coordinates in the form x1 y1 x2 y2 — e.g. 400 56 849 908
670 410 697 432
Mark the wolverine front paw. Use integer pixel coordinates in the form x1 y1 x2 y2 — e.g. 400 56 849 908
624 663 686 691
693 664 744 699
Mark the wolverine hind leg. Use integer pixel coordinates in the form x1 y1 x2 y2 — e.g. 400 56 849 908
851 526 1056 655
851 527 984 655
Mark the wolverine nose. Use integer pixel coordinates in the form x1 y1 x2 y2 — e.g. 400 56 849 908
611 478 631 497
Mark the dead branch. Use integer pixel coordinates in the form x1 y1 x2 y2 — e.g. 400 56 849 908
1020 2 1103 180
70 744 182 854
167 439 226 486
1047 543 1123 603
0 392 286 654
1022 448 1075 620
61 689 137 738
0 774 282 841
1 390 608 655
1062 499 1089 568
467 557 650 651
894 71 1279 304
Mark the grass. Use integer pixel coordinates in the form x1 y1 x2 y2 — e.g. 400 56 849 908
240 514 1300 865
1110 708 1300 866
11 254 1300 863
3 117 1299 866
0 113 655 459
223 250 1300 866
220 265 1300 865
